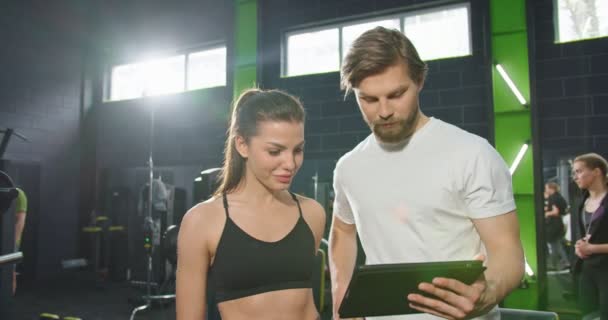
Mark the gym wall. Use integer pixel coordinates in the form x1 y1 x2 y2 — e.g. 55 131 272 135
93 0 234 169
258 0 495 163
530 0 608 180
0 1 88 278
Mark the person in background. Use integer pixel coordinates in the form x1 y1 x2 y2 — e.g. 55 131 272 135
572 153 608 319
544 181 570 270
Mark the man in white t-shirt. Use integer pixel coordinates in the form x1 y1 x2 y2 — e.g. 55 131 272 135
329 27 524 320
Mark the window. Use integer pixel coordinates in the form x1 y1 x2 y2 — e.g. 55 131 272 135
555 0 608 43
108 46 226 102
144 55 185 96
188 47 227 90
342 19 401 61
287 28 340 76
283 3 471 77
403 5 471 61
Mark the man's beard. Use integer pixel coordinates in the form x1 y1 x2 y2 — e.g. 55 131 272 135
372 110 419 143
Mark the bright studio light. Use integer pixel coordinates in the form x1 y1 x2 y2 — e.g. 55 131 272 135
495 64 527 106
509 143 529 175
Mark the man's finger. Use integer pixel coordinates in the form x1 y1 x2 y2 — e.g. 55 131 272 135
431 277 484 302
408 293 467 319
472 253 486 262
418 282 474 311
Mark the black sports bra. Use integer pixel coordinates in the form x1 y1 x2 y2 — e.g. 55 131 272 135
208 192 316 303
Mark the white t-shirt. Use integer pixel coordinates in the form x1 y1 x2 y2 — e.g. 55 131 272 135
333 117 516 320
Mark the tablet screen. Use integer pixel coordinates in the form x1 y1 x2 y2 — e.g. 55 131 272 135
338 260 486 318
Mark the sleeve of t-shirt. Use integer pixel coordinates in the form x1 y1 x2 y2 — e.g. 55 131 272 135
555 194 568 216
332 162 355 225
462 140 516 219
16 188 28 213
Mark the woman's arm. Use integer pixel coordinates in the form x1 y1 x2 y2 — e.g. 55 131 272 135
176 207 210 320
577 240 608 256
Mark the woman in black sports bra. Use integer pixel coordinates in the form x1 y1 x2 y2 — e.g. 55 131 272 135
176 89 326 320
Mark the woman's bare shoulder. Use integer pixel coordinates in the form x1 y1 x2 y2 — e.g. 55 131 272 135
180 197 226 238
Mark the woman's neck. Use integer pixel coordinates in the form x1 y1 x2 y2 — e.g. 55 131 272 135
234 174 283 206
588 181 608 201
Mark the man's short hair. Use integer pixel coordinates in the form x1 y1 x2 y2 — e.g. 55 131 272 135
341 26 428 95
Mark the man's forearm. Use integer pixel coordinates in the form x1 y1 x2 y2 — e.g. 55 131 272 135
485 244 525 302
329 228 358 316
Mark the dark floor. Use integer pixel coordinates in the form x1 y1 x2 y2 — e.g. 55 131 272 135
546 270 582 320
9 270 176 320
5 268 585 320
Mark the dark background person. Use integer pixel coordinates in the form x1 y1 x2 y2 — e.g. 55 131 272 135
544 182 570 270
572 153 608 319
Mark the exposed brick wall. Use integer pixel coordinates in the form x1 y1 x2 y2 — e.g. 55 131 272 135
531 0 608 179
258 0 494 165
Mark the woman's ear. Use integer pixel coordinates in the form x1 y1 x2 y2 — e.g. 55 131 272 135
234 135 249 159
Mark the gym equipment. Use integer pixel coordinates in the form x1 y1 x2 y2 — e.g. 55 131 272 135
193 167 221 205
0 128 29 160
500 308 559 320
0 171 18 214
162 225 178 266
128 96 159 320
130 100 179 320
193 167 220 203
1 170 21 320
0 252 23 266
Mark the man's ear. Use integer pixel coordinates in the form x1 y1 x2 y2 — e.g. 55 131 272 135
234 135 249 159
417 76 426 92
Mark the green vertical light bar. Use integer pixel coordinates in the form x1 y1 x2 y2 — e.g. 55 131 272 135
234 0 258 99
490 0 539 310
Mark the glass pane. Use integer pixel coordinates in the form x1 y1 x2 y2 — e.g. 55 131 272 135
342 19 401 61
111 62 146 101
143 55 185 96
556 0 608 43
188 47 227 90
287 28 339 76
403 4 471 61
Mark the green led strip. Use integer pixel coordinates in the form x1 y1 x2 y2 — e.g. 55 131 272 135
490 0 539 310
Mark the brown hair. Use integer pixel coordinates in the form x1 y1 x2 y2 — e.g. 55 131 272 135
214 88 305 196
341 26 428 95
545 181 560 192
574 153 608 183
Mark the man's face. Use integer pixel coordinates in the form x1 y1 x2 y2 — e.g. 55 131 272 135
354 60 424 143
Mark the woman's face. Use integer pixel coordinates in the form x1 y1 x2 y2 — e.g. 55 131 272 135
572 161 598 190
237 120 305 191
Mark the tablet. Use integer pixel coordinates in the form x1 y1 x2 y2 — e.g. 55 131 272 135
338 260 486 318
